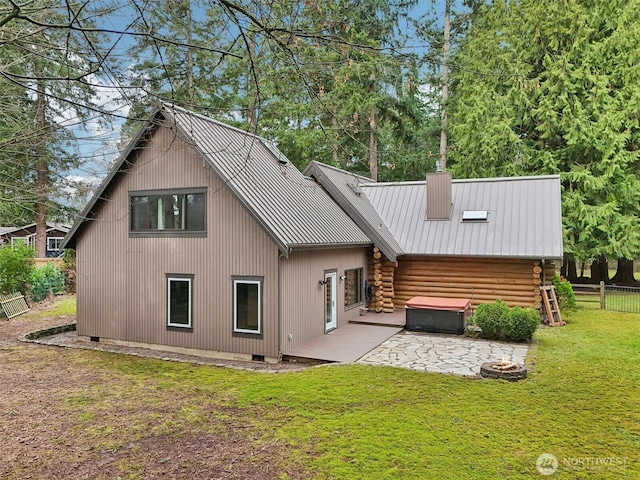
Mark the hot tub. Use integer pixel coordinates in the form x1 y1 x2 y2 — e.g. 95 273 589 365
405 296 472 335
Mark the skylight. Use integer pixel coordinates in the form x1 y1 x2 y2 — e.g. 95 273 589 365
462 210 489 221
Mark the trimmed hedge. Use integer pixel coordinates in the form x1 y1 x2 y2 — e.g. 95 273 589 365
473 300 539 342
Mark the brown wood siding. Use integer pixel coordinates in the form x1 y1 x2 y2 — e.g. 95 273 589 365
393 256 549 308
280 248 368 353
75 126 280 358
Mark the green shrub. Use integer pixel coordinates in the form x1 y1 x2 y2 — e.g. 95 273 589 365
0 244 35 294
505 306 540 342
31 263 65 302
474 300 510 339
475 300 540 342
553 273 577 310
464 316 481 338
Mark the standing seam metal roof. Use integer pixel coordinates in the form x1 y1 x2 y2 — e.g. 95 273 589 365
360 175 563 259
302 161 404 261
63 104 371 253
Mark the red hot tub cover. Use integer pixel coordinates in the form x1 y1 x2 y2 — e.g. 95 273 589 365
406 296 471 311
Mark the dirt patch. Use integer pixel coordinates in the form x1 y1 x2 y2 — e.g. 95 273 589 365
0 300 309 479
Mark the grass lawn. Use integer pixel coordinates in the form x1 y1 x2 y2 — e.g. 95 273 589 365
2 299 639 479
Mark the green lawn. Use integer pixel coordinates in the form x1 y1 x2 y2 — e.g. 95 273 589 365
5 302 640 478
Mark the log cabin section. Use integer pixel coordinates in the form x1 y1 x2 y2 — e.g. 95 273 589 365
392 256 555 309
368 246 398 312
306 162 564 314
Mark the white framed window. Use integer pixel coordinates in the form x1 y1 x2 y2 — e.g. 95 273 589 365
48 237 64 251
344 267 364 308
233 277 262 334
11 237 31 247
167 275 193 328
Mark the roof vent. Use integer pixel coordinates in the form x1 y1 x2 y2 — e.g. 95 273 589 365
462 210 489 221
348 182 362 196
262 139 289 165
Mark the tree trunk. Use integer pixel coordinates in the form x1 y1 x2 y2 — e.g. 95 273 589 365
368 104 378 181
35 83 47 259
589 256 610 284
332 116 342 167
246 33 258 134
185 0 194 106
610 258 638 285
561 254 578 282
367 68 378 181
439 0 450 171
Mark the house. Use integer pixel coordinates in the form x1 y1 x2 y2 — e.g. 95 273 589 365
63 103 563 363
0 223 70 257
62 104 372 363
303 162 563 311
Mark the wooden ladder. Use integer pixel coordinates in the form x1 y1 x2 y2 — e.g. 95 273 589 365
540 286 563 326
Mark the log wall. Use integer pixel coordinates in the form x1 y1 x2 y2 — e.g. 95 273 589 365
367 246 397 313
393 256 556 309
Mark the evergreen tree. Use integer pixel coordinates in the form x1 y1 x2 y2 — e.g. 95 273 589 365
448 0 640 279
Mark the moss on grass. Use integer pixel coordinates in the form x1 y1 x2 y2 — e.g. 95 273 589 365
7 306 640 479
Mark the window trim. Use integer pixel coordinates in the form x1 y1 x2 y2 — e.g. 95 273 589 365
166 274 194 329
130 187 207 238
11 237 31 247
344 267 365 310
232 276 263 335
47 237 64 251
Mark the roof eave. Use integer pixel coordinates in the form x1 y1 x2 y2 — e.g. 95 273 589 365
305 162 401 262
62 107 166 250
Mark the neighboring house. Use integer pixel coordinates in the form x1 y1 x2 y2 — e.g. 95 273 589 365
303 162 563 310
62 103 372 363
0 223 70 257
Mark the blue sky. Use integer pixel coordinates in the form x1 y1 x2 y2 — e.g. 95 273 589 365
66 0 459 189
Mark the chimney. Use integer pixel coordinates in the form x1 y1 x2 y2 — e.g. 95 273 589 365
426 172 452 220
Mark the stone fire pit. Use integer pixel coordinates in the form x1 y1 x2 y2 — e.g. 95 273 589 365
480 357 527 381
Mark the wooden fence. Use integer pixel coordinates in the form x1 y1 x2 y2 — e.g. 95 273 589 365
35 258 63 269
573 282 640 313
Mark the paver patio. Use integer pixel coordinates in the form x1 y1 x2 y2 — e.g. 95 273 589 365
357 330 530 377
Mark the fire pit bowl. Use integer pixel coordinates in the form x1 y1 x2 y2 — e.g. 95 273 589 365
480 358 527 382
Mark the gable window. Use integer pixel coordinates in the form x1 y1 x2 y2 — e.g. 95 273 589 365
344 267 364 308
233 277 262 335
48 237 64 251
130 188 206 236
167 275 193 328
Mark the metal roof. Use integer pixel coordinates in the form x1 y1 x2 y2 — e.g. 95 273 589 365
360 175 563 260
64 104 370 253
303 162 403 261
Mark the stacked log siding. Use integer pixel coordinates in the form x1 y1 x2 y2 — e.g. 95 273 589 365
393 256 556 308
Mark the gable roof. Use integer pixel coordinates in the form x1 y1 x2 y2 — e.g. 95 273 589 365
307 163 563 260
63 104 370 254
0 223 70 236
303 161 403 262
362 176 563 259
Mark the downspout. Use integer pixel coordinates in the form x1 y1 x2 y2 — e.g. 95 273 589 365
542 259 546 286
277 249 289 363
